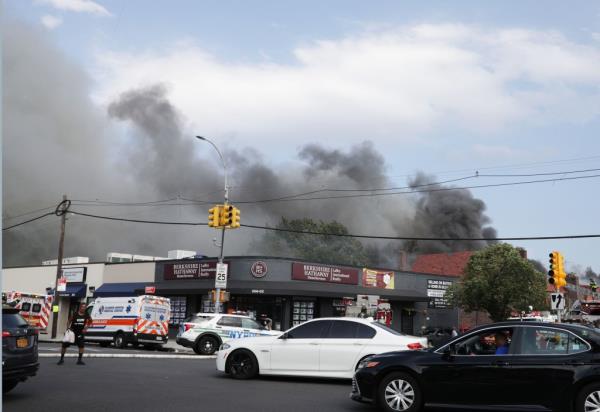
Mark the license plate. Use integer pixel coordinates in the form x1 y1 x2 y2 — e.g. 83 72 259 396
16 337 28 348
156 336 162 341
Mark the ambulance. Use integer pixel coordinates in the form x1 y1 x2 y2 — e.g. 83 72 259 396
4 291 53 332
84 295 171 348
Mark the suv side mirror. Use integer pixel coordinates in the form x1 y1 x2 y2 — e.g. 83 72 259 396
279 332 289 340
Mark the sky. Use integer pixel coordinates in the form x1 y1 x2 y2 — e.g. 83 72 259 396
3 0 600 272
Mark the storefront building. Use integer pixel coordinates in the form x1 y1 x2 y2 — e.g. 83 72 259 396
139 257 459 334
4 256 460 336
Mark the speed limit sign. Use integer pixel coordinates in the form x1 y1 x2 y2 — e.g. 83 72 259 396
215 263 228 289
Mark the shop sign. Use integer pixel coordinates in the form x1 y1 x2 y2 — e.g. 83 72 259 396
427 279 453 309
251 261 268 278
145 286 156 294
61 267 86 283
292 263 359 285
362 268 395 289
164 261 227 280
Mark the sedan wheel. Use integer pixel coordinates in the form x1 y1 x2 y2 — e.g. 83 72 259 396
228 350 258 380
577 383 600 412
379 372 422 412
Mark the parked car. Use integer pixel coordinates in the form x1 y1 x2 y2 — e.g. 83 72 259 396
176 313 280 355
351 321 600 412
216 317 427 379
2 305 39 393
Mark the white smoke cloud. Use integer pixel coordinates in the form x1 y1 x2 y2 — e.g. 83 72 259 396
41 15 63 30
94 24 600 152
36 0 111 16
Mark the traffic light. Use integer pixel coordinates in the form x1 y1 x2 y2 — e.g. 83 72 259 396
220 204 234 227
548 251 559 286
230 207 240 228
208 206 221 228
555 253 567 288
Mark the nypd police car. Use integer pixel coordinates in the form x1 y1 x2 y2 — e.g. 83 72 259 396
176 313 280 355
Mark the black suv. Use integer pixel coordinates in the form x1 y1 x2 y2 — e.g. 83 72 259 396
352 321 600 412
2 305 39 393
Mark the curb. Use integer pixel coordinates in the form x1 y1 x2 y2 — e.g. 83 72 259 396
40 353 215 360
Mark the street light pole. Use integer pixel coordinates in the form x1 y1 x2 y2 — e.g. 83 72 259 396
196 136 228 314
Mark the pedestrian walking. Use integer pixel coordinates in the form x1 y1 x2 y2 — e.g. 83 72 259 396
58 303 89 365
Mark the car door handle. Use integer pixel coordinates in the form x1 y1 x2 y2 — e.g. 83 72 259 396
353 342 362 346
492 360 510 367
309 342 319 345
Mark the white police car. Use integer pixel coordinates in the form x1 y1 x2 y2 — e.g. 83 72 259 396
176 313 280 355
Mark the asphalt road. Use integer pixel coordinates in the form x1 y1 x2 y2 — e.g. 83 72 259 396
38 341 190 355
3 358 489 412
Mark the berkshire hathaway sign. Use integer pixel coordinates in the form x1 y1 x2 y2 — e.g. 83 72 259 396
292 263 359 285
164 261 228 280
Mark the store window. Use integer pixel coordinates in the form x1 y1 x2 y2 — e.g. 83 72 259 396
169 296 187 326
292 299 315 326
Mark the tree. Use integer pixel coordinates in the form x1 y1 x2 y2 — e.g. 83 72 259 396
252 217 370 267
448 243 548 322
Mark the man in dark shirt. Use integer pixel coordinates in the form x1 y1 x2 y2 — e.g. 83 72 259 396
58 303 89 365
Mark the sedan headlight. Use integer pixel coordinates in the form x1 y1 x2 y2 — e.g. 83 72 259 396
220 343 231 350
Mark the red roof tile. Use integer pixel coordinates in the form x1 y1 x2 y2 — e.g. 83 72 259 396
411 251 474 277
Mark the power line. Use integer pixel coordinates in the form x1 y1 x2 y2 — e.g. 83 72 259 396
9 208 599 242
68 211 208 226
61 166 600 207
2 212 55 231
2 205 57 222
240 223 600 241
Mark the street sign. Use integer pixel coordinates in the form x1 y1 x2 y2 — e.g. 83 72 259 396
550 293 565 310
215 263 228 289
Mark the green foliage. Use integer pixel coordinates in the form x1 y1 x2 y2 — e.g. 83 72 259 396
254 217 369 267
448 243 548 322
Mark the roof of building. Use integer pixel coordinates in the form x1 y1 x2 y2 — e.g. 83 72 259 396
411 251 474 277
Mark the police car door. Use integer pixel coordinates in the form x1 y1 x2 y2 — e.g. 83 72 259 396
216 316 244 340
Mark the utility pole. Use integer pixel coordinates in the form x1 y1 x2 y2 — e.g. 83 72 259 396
51 195 70 338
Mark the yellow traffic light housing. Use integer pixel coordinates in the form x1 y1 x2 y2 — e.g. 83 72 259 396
230 207 240 228
556 254 567 288
220 204 234 227
548 251 559 286
208 206 222 228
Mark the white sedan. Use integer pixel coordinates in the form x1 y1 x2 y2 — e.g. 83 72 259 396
216 317 428 379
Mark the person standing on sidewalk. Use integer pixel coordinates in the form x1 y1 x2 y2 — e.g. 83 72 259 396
58 303 89 365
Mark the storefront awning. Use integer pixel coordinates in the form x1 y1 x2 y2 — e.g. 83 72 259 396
94 282 149 297
57 283 87 298
149 280 429 302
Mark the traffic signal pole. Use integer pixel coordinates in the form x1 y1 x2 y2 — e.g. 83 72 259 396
51 195 70 338
196 136 228 315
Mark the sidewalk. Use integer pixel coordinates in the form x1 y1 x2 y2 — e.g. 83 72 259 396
39 335 195 354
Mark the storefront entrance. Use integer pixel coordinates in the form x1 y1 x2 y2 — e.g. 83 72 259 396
228 295 286 331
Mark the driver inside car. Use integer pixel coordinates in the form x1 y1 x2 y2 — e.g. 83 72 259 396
495 332 510 355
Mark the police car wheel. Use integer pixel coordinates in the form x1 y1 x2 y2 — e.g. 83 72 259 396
196 336 218 355
228 349 258 380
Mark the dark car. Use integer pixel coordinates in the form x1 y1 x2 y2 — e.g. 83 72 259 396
352 321 600 412
421 327 455 348
2 305 39 393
